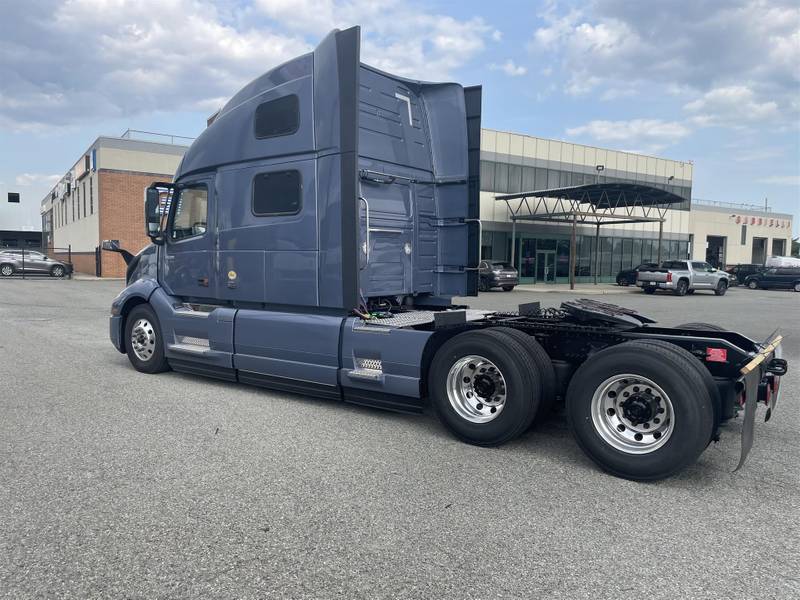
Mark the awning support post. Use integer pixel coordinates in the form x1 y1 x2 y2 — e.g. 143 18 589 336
510 217 516 268
593 223 600 285
569 212 577 290
657 219 664 264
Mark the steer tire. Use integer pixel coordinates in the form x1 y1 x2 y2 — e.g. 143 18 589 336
714 280 728 296
483 327 557 421
430 330 541 446
747 280 758 290
0 263 14 277
50 265 65 278
674 279 689 296
565 341 714 480
124 304 170 374
625 339 721 444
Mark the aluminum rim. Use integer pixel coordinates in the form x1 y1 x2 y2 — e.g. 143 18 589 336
446 354 507 423
52 266 64 277
590 373 674 454
130 318 156 362
1 265 12 276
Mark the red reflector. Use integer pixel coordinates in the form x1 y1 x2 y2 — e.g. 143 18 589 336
706 347 728 362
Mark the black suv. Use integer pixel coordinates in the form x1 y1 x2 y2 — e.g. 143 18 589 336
478 260 519 291
725 263 763 286
616 263 658 286
744 267 800 292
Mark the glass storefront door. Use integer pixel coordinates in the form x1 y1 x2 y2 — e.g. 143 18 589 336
519 238 536 279
536 251 556 282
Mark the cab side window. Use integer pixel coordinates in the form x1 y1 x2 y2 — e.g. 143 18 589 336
252 170 302 216
170 186 208 241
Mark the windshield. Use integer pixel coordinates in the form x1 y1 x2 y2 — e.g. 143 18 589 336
490 262 513 269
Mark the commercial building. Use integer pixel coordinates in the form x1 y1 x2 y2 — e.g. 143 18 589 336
40 131 189 277
39 127 793 279
479 128 793 283
0 229 42 249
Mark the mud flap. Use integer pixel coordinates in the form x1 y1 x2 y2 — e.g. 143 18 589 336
734 375 758 472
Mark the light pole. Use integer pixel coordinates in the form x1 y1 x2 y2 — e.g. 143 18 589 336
595 164 605 183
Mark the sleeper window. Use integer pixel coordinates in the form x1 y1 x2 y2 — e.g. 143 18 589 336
254 95 299 139
253 170 301 216
170 186 208 241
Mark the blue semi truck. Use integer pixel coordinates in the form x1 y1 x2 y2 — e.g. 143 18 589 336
105 27 786 480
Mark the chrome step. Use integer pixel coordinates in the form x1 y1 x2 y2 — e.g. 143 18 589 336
167 343 210 356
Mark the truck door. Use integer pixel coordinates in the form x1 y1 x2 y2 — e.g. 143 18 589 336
359 174 414 297
691 261 711 288
161 177 215 299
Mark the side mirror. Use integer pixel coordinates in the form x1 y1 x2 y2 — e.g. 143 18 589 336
145 187 162 241
101 239 120 252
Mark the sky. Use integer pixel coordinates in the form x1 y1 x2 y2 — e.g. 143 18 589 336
1 0 798 235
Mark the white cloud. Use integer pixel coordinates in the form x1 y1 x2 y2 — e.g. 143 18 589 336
530 1 800 126
566 119 691 153
490 60 527 77
255 0 495 80
0 0 495 132
757 175 800 185
684 85 779 126
15 173 61 186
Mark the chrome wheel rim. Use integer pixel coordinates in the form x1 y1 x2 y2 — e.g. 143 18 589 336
590 374 674 454
1 265 12 276
53 267 63 277
446 354 507 423
130 318 156 361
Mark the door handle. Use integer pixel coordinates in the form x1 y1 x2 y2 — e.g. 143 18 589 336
359 196 370 266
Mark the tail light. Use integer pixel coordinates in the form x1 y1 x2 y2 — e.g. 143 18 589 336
666 272 673 283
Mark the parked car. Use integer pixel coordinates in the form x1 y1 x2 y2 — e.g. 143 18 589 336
0 249 72 277
636 260 730 296
744 267 800 292
725 263 763 286
616 262 658 286
478 260 519 291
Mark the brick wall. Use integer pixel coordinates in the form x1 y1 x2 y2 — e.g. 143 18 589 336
51 251 96 276
98 170 172 278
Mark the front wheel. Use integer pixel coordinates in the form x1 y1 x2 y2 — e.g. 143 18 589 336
124 304 170 374
50 265 65 278
747 280 758 290
794 282 800 292
566 341 713 480
430 330 541 446
714 280 727 296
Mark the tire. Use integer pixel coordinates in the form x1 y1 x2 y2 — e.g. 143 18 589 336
625 339 721 444
794 282 800 292
676 322 727 331
479 280 489 292
124 304 170 374
643 287 656 294
50 265 65 278
483 327 557 421
502 286 514 292
616 276 627 286
714 280 727 296
674 279 689 296
565 341 714 480
430 330 541 446
747 280 758 290
0 263 14 277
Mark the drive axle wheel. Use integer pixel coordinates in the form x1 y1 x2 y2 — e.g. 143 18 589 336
430 330 541 446
674 279 689 296
566 341 713 480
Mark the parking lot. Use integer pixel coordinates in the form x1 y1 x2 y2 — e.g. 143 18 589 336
1 279 798 599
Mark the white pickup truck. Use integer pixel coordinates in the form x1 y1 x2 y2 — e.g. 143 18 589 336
636 260 730 296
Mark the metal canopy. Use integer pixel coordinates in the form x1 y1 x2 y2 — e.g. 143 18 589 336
495 183 683 289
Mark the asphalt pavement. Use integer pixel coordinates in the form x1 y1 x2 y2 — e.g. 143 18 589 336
1 279 798 599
